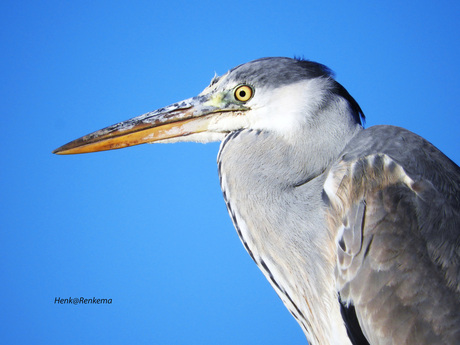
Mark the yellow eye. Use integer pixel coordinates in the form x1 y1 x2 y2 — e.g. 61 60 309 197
234 85 254 102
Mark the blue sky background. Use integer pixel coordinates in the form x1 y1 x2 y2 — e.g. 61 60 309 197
1 1 459 344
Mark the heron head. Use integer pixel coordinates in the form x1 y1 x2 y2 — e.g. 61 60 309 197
53 57 363 154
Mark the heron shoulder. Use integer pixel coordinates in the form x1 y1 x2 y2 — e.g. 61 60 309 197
340 125 460 202
323 124 460 344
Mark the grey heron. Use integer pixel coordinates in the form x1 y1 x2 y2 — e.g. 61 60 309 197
54 57 460 345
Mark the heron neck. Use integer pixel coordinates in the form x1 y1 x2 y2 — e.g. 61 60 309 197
218 123 359 344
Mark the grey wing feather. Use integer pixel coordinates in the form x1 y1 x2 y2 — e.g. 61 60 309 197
325 125 460 345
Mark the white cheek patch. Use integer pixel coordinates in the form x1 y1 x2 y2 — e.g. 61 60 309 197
247 78 331 137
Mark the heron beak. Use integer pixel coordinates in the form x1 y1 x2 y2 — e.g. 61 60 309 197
53 94 247 155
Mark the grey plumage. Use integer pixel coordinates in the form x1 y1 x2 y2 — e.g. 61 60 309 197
54 57 460 345
328 126 460 344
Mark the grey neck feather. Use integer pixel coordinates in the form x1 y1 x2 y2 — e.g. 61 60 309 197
217 94 362 344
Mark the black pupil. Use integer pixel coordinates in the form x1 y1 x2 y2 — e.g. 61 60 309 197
239 90 246 98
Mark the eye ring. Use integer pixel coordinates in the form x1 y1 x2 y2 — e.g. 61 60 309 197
234 85 254 102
